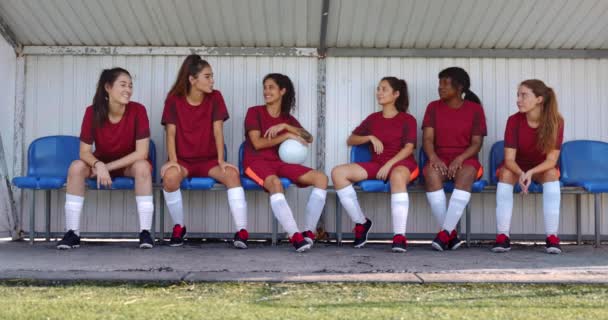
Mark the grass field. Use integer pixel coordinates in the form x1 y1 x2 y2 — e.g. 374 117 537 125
1 281 607 319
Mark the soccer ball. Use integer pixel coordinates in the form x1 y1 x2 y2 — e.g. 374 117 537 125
278 139 308 164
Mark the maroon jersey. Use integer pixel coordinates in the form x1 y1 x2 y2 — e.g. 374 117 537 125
161 90 229 162
504 112 564 171
80 101 150 163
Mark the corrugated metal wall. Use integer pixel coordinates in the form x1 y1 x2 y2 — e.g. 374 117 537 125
22 55 318 235
324 57 608 237
18 54 608 238
0 36 16 235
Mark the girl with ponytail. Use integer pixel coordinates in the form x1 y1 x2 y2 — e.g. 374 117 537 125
243 73 329 253
332 77 418 252
422 67 487 252
161 55 249 249
493 79 564 254
58 68 154 250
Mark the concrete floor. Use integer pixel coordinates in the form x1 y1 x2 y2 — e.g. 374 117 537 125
1 239 607 283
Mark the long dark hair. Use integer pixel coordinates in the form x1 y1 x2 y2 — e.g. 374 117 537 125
167 54 211 98
381 77 409 113
520 79 563 154
92 67 131 127
438 67 482 105
263 73 295 115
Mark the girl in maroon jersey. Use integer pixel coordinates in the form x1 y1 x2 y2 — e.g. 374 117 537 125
493 79 564 254
57 68 154 250
332 77 417 252
243 73 328 252
161 55 249 249
422 67 487 252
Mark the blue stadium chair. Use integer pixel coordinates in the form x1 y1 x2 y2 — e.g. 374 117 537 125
560 140 608 246
350 143 417 192
12 135 81 244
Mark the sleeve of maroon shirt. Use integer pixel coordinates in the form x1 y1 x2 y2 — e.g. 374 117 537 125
244 107 260 133
135 104 151 140
352 114 371 136
212 91 230 122
421 102 435 129
472 104 488 136
401 115 417 147
161 96 177 126
288 114 303 129
503 115 518 149
79 107 95 145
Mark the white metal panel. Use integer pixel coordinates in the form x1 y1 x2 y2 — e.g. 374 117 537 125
20 55 318 235
0 36 16 234
0 0 322 47
325 57 608 236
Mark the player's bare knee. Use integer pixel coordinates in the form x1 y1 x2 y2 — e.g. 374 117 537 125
265 176 283 193
314 171 329 189
498 167 517 184
543 168 560 182
133 160 151 180
68 160 89 178
162 171 181 192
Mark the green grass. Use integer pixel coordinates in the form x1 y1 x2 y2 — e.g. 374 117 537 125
1 281 607 319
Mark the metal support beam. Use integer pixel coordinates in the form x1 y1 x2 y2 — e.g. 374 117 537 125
0 13 20 52
317 0 330 58
22 46 318 57
327 48 608 59
12 56 25 239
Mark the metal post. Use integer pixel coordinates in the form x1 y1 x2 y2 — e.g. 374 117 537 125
465 203 471 247
336 196 342 246
151 189 156 242
29 189 35 244
272 216 278 246
595 193 601 247
159 189 164 242
45 190 51 241
576 194 582 245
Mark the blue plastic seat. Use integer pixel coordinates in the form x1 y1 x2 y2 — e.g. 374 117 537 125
489 140 554 193
12 135 80 190
238 142 291 190
560 140 608 193
560 140 608 246
418 149 488 193
350 144 417 192
178 145 227 190
85 140 157 189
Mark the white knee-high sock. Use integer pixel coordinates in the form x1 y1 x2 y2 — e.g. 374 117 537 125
543 181 561 236
304 188 327 232
391 192 409 235
426 189 447 228
136 195 154 231
442 189 471 233
65 194 84 235
269 193 299 237
336 184 366 224
163 189 184 226
227 187 247 231
496 182 514 236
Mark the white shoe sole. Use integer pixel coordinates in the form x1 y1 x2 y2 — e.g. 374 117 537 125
304 237 314 247
233 240 248 249
169 242 184 247
545 247 562 254
56 244 79 250
431 241 444 252
491 247 511 253
450 241 463 250
392 247 407 253
296 243 312 253
139 243 153 249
